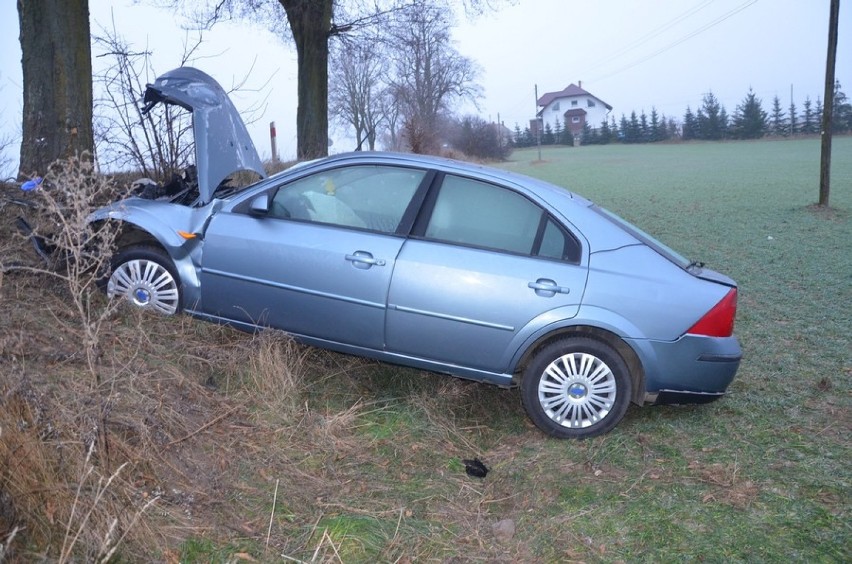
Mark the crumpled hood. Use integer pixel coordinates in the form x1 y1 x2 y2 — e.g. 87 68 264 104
143 66 267 204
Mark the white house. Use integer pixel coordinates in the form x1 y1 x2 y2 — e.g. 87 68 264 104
533 83 612 137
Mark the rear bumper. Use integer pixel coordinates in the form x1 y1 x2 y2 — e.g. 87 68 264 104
625 334 742 404
653 389 726 405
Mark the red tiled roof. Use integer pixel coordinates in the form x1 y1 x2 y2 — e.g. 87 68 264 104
537 84 612 110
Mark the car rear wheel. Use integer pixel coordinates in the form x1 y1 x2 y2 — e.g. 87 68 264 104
107 246 181 315
521 338 632 439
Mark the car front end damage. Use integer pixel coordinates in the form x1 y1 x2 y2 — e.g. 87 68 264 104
88 197 223 309
139 66 267 205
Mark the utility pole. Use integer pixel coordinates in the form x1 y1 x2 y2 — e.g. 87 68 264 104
790 84 794 136
535 84 542 161
819 0 840 207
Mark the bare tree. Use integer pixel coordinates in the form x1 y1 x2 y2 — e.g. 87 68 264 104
92 24 197 180
167 0 508 159
379 87 404 151
18 0 94 178
329 40 387 150
385 3 481 154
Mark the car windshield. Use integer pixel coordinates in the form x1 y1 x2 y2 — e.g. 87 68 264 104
591 205 691 269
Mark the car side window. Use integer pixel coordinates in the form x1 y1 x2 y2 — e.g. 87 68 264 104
426 175 541 254
424 174 580 261
539 217 581 262
270 165 426 233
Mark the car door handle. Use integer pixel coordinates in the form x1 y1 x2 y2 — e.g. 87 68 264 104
345 252 386 268
528 278 570 296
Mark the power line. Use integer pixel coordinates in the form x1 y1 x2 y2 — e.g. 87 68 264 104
588 0 758 84
578 0 715 77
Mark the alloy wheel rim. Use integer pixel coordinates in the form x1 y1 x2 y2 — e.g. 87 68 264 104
537 352 617 429
107 259 179 315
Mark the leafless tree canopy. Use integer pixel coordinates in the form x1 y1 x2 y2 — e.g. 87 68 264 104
329 2 482 154
92 26 197 180
329 42 386 150
386 3 481 153
157 0 507 158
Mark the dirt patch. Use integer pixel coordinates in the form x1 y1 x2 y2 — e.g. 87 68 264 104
805 203 849 221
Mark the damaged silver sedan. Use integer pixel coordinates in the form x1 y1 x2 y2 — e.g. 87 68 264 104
89 67 742 439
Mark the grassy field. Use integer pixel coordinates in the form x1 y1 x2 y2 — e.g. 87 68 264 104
1 137 849 561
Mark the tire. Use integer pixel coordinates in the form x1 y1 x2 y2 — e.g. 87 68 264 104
520 338 632 439
107 245 182 315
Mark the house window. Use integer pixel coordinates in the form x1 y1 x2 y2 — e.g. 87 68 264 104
587 99 596 107
571 100 578 107
552 102 560 111
572 117 580 123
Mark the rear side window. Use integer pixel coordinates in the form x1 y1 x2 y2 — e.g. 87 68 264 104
424 174 580 261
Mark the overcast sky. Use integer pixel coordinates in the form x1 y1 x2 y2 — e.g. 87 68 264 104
0 0 848 173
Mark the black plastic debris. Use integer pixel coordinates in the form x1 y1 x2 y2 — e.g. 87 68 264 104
463 458 488 478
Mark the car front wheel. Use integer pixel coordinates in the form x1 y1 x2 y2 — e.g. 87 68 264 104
107 245 181 315
521 338 632 439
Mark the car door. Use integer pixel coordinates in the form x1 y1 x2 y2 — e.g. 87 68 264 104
385 173 588 373
199 164 428 349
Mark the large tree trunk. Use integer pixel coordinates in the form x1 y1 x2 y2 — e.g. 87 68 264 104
280 0 332 160
18 0 94 178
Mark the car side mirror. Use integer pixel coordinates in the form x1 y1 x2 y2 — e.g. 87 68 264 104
249 193 270 215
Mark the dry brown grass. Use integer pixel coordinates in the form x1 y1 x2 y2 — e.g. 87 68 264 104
0 211 395 561
0 169 329 559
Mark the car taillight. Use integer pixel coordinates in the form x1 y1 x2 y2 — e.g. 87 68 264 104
686 288 737 337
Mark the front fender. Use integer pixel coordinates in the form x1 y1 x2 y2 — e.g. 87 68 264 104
89 198 218 250
89 198 219 309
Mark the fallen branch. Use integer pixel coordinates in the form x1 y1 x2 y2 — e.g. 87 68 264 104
161 404 239 449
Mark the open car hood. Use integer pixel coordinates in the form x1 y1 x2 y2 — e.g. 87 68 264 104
143 67 266 204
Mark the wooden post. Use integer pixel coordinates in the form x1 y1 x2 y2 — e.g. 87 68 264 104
270 121 279 164
819 0 840 207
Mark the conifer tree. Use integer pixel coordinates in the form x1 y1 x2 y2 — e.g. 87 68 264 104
788 100 798 135
522 126 533 147
770 95 786 136
666 116 678 140
554 118 564 144
599 118 612 144
627 111 641 143
619 114 629 143
580 121 594 145
682 106 697 140
832 81 852 132
639 110 649 142
543 122 555 144
697 91 725 140
649 108 661 142
802 97 815 134
731 88 767 139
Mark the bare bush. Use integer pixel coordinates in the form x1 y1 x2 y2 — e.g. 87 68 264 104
92 25 196 181
15 156 126 376
0 376 157 561
449 115 513 161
